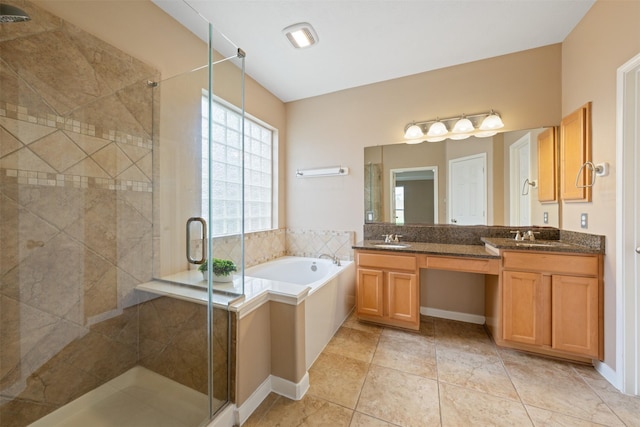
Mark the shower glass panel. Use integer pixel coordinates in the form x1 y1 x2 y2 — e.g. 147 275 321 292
0 1 241 426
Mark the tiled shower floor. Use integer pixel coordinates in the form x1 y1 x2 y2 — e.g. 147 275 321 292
245 314 640 426
30 366 210 427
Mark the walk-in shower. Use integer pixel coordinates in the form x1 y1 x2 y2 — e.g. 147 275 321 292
0 1 245 426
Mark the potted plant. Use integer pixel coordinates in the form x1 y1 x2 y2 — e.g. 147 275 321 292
198 258 237 282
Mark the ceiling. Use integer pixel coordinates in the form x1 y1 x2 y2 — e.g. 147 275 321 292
153 0 595 103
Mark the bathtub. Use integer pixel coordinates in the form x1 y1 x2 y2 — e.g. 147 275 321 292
244 256 356 369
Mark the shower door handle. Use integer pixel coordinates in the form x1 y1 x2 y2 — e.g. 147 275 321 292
186 217 207 264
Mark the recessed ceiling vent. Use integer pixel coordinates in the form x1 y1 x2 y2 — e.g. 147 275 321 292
283 22 319 49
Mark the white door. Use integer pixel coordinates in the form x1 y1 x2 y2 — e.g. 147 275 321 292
448 153 487 225
617 52 640 395
510 135 531 226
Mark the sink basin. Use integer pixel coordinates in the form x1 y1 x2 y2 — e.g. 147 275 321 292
514 241 570 248
374 244 411 249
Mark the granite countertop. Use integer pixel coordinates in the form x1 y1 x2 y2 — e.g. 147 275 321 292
352 241 500 259
480 237 604 255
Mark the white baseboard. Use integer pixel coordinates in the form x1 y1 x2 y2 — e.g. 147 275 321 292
207 403 236 427
271 372 309 400
594 360 621 390
421 307 485 325
235 377 273 426
234 373 310 426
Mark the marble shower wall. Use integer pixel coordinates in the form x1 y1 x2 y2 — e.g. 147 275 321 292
0 1 159 424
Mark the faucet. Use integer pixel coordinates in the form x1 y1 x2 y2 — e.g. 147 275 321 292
383 234 403 243
318 253 341 266
511 230 541 241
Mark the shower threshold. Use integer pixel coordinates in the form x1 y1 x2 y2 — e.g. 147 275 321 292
30 366 213 427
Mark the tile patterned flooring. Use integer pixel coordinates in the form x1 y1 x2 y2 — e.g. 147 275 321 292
244 314 640 426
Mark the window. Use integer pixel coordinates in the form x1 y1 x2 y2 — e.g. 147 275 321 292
202 94 274 236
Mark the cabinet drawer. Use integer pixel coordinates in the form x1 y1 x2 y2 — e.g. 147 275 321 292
357 252 416 271
422 255 499 275
503 251 598 276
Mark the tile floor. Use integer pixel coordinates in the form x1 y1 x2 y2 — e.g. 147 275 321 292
244 314 640 426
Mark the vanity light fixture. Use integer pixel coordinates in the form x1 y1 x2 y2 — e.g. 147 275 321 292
402 110 505 143
283 22 319 48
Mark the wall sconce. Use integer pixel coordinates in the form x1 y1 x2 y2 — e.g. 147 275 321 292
403 110 504 143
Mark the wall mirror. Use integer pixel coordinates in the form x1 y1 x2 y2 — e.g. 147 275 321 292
364 127 560 227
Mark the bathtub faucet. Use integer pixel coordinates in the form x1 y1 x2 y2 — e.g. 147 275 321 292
318 253 341 266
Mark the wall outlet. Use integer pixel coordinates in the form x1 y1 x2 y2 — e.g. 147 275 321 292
543 212 549 224
581 213 588 229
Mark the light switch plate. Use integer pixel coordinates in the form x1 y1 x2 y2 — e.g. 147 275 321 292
581 213 588 229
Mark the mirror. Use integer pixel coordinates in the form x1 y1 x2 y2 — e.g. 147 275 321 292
364 128 560 227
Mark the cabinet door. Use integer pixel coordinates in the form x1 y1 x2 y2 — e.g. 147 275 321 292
503 271 547 345
560 102 592 202
537 127 557 202
552 275 599 358
357 268 384 318
387 271 418 325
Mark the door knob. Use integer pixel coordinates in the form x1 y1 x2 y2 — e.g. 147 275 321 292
636 247 640 254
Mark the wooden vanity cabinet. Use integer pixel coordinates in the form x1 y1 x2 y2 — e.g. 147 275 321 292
355 251 419 330
501 251 602 360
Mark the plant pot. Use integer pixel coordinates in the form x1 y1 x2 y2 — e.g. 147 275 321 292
201 271 234 283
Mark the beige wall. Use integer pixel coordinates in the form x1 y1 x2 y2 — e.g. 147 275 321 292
236 304 272 405
286 44 562 240
561 0 640 371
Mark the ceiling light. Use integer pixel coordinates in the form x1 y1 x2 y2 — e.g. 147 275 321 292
404 123 424 139
283 22 319 49
479 110 504 130
453 115 474 133
402 110 505 143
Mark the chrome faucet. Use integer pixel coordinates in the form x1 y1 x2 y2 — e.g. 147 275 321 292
318 253 341 266
383 234 403 243
511 230 541 241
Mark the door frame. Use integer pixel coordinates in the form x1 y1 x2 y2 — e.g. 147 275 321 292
615 52 640 395
509 134 531 226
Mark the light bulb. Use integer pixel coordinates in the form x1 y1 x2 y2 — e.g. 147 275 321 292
404 124 424 139
480 113 504 130
427 121 448 137
453 117 474 133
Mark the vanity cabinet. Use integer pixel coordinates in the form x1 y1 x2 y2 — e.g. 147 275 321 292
355 251 419 330
501 251 602 360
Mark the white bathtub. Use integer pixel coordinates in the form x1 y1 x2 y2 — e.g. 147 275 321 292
244 256 356 369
